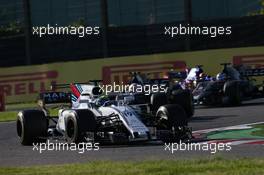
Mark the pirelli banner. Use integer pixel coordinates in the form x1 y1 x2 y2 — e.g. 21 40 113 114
1 46 264 103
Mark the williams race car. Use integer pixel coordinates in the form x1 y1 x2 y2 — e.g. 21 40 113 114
16 82 192 145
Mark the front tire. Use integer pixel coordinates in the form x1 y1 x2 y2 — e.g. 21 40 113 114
65 110 97 143
223 81 241 106
156 104 190 143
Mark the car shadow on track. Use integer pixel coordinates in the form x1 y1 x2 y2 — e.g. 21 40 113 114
190 115 237 123
99 141 164 149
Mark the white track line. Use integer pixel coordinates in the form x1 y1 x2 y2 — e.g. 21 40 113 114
193 121 264 134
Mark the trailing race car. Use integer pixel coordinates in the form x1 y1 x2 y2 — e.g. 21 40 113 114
16 82 192 146
128 72 194 118
192 63 264 106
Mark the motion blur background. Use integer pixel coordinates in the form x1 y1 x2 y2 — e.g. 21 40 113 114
0 0 264 67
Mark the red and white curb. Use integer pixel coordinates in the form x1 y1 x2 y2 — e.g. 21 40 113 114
193 122 264 145
201 139 264 145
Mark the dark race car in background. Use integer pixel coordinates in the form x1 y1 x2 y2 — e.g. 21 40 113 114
192 63 264 106
166 65 214 91
128 72 194 118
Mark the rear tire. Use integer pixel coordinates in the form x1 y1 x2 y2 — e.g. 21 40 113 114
169 89 194 118
223 81 241 106
65 110 96 143
16 110 48 146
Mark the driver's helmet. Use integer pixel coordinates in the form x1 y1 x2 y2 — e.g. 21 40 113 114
95 95 109 106
216 73 227 81
199 73 206 79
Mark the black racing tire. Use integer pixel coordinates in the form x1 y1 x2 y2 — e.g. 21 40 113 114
169 89 194 118
156 104 188 128
65 110 96 144
156 104 189 143
16 110 48 146
150 93 168 112
223 81 241 106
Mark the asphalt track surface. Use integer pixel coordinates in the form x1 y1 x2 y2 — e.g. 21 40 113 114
0 99 264 166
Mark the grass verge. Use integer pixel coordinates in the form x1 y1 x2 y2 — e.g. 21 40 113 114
0 103 36 122
0 108 58 122
5 103 36 111
252 124 264 137
0 158 263 175
0 111 17 122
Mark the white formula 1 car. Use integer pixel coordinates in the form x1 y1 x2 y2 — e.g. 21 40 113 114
16 82 192 145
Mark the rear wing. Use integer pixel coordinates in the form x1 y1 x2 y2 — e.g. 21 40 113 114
39 92 72 104
221 63 264 77
149 78 169 85
242 68 264 77
167 71 187 79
